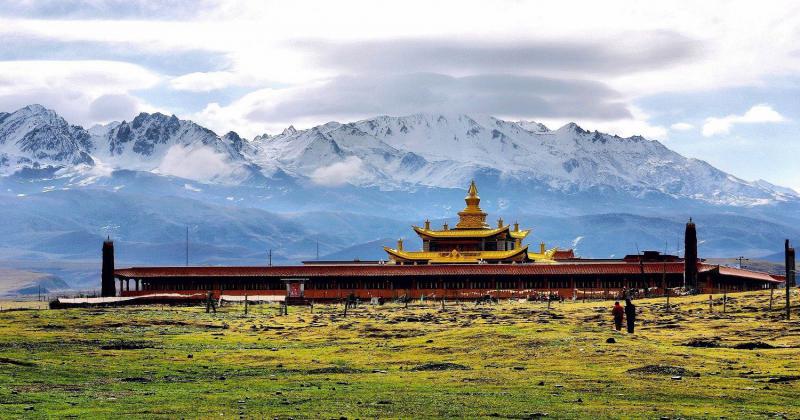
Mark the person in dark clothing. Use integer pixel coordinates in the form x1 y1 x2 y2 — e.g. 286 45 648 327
612 301 624 331
625 299 636 333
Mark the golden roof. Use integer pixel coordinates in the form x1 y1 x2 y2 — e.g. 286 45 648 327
384 246 529 264
414 225 530 239
455 180 488 229
527 247 560 264
509 230 529 239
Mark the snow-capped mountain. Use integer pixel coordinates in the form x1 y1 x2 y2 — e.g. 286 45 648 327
91 112 259 183
0 104 797 207
248 113 798 206
0 104 93 175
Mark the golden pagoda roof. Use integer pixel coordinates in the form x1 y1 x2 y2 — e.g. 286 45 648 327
384 245 529 264
455 180 488 229
509 229 529 240
413 225 530 239
527 247 560 264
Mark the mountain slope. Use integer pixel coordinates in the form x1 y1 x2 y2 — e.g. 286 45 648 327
250 113 797 206
0 104 93 175
2 104 795 207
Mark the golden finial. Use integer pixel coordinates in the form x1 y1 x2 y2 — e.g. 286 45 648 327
467 180 479 199
514 221 519 232
456 180 488 229
540 241 546 254
443 221 449 230
424 219 430 230
397 238 404 251
497 217 504 229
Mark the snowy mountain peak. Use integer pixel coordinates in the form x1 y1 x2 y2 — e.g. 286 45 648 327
17 104 52 116
282 125 298 136
0 104 93 173
516 120 550 133
557 122 588 134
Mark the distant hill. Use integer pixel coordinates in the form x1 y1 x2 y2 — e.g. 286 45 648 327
705 258 789 276
319 238 409 261
0 268 69 296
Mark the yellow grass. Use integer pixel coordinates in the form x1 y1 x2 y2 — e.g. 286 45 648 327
0 290 799 418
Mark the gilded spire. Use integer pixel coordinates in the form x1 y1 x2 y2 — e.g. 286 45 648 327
467 180 478 198
456 180 488 229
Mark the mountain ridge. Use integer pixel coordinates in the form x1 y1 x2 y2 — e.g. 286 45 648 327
0 104 796 208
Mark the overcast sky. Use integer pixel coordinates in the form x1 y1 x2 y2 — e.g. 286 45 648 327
1 0 799 190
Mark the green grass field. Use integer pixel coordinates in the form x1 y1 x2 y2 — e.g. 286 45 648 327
1 291 799 419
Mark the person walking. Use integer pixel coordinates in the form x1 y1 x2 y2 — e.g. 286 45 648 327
625 299 636 333
612 301 624 331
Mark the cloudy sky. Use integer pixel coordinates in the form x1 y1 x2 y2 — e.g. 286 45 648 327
2 0 800 189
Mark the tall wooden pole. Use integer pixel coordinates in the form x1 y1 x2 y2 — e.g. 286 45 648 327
786 240 794 320
185 225 189 267
786 273 791 320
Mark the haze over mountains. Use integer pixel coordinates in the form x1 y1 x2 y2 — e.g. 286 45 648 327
1 104 798 293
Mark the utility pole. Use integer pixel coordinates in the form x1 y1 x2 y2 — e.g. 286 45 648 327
735 256 748 269
268 249 272 266
662 241 668 310
185 225 189 267
786 240 795 320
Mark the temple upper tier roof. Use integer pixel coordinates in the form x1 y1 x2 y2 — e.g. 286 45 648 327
384 245 529 264
413 225 530 240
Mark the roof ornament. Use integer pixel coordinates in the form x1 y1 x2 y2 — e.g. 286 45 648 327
467 179 479 198
456 180 488 229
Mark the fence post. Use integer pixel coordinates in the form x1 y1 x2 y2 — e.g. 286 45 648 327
723 289 727 314
769 286 774 311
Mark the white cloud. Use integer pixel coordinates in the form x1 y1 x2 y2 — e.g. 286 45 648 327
309 156 364 187
702 104 786 137
184 183 202 192
538 105 668 140
156 145 238 182
0 60 160 125
0 60 160 95
587 118 669 140
670 122 694 131
170 71 248 92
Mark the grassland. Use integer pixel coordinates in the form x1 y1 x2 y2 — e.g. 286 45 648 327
1 291 799 419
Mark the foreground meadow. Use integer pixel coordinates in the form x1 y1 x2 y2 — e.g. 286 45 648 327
0 291 799 419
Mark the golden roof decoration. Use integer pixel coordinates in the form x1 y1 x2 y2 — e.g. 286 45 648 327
384 245 529 264
414 225 530 239
455 180 488 229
